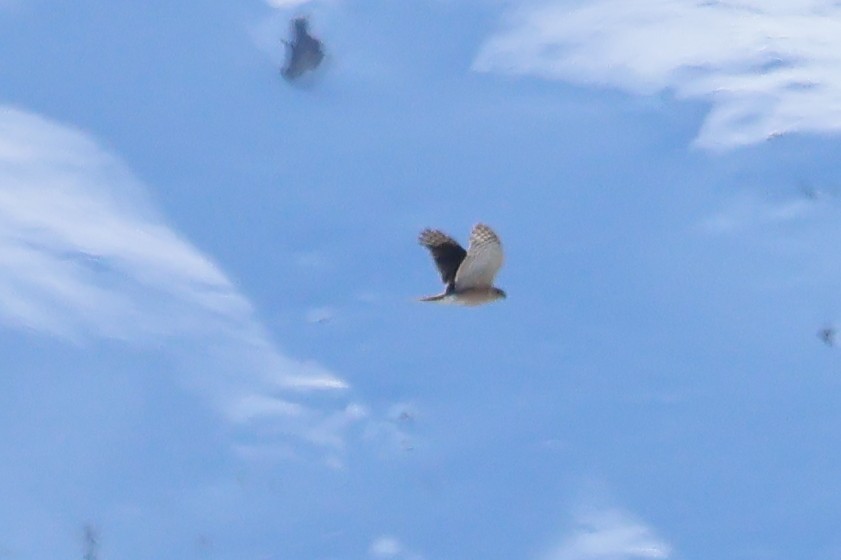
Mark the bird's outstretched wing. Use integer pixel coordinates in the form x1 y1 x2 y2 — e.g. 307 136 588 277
454 223 504 289
419 229 467 289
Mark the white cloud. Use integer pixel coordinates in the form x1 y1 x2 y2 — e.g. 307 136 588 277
370 536 403 558
369 535 423 560
543 508 672 560
0 105 350 453
266 0 312 8
474 0 841 149
265 0 337 9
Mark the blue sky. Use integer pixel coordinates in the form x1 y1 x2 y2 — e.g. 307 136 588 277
3 0 841 558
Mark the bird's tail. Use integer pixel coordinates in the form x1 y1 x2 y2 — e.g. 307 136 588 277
418 292 448 303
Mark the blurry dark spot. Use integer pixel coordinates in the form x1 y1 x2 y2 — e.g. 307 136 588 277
819 326 835 347
196 535 213 556
82 524 99 560
786 81 818 91
798 181 837 202
281 17 325 81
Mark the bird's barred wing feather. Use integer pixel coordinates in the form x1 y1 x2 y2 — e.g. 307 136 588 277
419 229 467 288
454 224 504 289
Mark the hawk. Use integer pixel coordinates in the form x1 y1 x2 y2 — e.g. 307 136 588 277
282 17 325 81
418 223 506 306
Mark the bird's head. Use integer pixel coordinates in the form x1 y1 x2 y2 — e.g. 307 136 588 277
492 287 507 300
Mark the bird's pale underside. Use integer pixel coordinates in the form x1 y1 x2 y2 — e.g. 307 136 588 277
418 223 506 306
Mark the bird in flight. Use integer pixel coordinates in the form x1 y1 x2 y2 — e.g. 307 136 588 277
418 223 506 306
281 17 325 81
